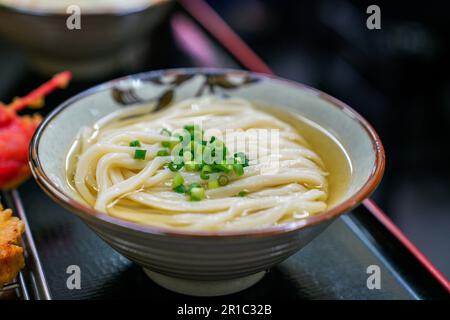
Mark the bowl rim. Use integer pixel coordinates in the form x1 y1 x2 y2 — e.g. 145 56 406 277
29 67 385 238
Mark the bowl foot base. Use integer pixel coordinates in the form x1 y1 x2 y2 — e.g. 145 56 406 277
143 269 266 297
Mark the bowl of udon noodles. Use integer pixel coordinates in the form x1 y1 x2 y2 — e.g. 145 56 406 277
0 0 173 78
29 68 385 296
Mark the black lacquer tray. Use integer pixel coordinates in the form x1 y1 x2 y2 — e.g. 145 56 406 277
0 1 448 300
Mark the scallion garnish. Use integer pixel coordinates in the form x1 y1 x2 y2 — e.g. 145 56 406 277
134 149 147 160
233 163 244 176
238 191 248 197
183 151 193 162
173 185 186 194
168 162 183 172
190 187 205 201
185 161 199 172
200 165 212 180
160 128 172 136
172 173 184 189
187 182 201 195
208 180 219 189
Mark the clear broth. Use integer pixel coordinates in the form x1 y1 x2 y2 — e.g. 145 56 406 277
258 104 352 207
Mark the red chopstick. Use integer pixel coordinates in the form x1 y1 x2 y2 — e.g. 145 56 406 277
178 0 272 74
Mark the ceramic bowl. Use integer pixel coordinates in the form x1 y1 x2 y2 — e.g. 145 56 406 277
0 0 173 79
29 68 385 296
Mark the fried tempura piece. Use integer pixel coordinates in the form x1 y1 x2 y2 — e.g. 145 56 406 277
0 204 25 286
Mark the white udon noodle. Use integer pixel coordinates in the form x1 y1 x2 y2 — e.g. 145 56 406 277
70 96 328 231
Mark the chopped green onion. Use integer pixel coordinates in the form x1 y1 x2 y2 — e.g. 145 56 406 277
191 132 203 143
200 172 209 180
202 145 214 163
200 165 213 180
212 163 232 173
168 162 183 172
202 165 212 173
173 185 186 194
159 126 251 197
190 187 205 201
160 128 171 136
185 161 199 172
234 152 248 165
184 124 201 133
218 175 229 186
172 173 184 189
233 163 244 176
173 133 183 141
208 180 219 189
189 182 201 188
134 149 147 160
185 125 203 142
157 149 170 157
183 151 193 162
129 140 141 147
187 182 201 194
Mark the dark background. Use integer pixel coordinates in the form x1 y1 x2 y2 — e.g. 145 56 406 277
0 0 449 281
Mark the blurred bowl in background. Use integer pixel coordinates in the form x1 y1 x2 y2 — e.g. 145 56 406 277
0 0 174 79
